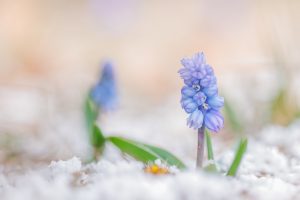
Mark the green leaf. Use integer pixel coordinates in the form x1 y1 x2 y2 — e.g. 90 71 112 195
84 95 99 134
84 95 105 157
204 163 218 173
271 89 286 120
142 144 186 169
270 88 298 125
227 138 248 177
204 130 218 173
91 124 106 149
107 136 186 169
205 130 214 160
223 98 244 133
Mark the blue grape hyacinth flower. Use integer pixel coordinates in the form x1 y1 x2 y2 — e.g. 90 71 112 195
91 61 118 111
179 52 224 132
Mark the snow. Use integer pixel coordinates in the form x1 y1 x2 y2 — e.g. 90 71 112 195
1 121 300 200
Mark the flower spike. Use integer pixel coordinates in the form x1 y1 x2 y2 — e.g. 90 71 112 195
179 52 224 168
179 52 224 132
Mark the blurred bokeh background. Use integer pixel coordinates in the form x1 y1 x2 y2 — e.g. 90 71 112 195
1 0 300 167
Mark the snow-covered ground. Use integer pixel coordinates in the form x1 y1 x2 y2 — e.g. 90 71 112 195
1 122 300 200
1 99 300 200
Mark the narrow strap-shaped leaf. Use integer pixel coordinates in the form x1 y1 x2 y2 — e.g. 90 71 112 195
84 95 99 134
87 124 106 161
227 138 248 176
108 136 161 162
204 130 218 173
205 130 214 160
84 96 105 153
91 124 106 149
107 136 186 169
224 98 244 133
270 88 298 125
142 144 186 169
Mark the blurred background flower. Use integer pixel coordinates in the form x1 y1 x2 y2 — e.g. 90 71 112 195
90 61 118 111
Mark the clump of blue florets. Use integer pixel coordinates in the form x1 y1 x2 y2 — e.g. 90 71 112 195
179 52 224 132
91 61 118 111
